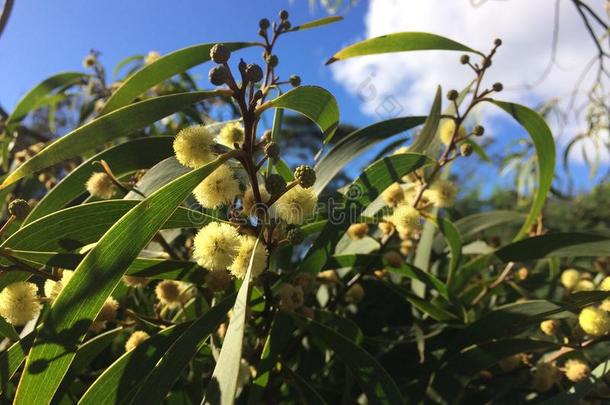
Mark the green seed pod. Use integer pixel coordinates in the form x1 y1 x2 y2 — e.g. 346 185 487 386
266 54 279 67
8 199 30 219
279 10 289 20
265 174 287 195
289 75 301 87
264 142 280 159
286 227 305 245
473 125 485 136
245 64 264 82
492 82 503 92
210 43 230 64
460 54 470 65
460 143 473 157
259 18 270 29
208 65 227 86
280 20 291 31
294 165 316 188
494 38 503 47
446 90 459 101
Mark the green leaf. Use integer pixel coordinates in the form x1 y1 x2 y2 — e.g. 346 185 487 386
299 153 433 274
264 86 339 143
541 357 610 404
326 32 482 64
25 136 174 224
385 261 449 300
13 153 235 404
0 332 35 395
409 86 442 155
126 296 235 404
101 42 254 113
488 100 556 241
314 116 426 193
0 316 20 341
2 91 227 188
431 217 462 285
202 237 262 405
290 16 343 32
283 366 330 405
294 314 405 405
493 232 610 262
6 72 87 126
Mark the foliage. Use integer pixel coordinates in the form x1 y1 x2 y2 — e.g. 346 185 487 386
0 9 608 405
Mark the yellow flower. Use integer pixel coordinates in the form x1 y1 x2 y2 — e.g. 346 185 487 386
390 204 421 235
599 276 610 291
173 125 217 169
155 280 182 307
563 359 589 382
228 236 268 279
242 185 270 217
574 279 595 292
560 269 580 289
271 185 317 225
44 270 74 303
579 306 610 336
540 319 559 336
0 282 41 326
90 297 119 333
122 275 149 288
216 122 245 148
125 330 150 351
86 172 117 199
144 50 161 65
439 119 466 145
347 223 369 240
193 165 240 209
600 298 610 312
193 222 241 271
424 180 457 208
532 363 561 393
381 183 404 207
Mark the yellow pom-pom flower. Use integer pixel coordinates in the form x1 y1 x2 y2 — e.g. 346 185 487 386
125 330 150 351
600 298 610 312
173 125 217 169
382 183 405 207
439 119 466 146
560 269 580 289
0 282 41 326
563 359 590 382
155 280 182 307
229 236 268 279
86 172 117 199
271 185 317 225
144 50 161 65
347 223 369 240
599 276 610 291
423 180 457 208
391 204 421 235
90 297 119 333
242 185 270 217
574 279 595 292
579 306 610 336
193 222 241 271
540 319 559 336
216 122 245 148
44 270 74 303
192 164 240 209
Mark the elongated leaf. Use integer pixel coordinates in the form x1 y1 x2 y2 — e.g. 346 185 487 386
25 137 174 224
432 217 462 285
13 153 235 404
295 314 405 405
202 237 261 405
299 153 433 274
291 16 343 32
326 32 482 64
7 72 87 125
2 91 228 188
283 366 330 405
264 86 339 143
409 86 442 155
0 333 35 394
314 116 425 193
488 100 555 241
126 296 235 404
0 316 20 341
494 232 610 262
102 42 254 113
386 261 449 299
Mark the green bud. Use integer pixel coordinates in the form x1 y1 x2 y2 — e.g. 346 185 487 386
286 227 305 245
259 18 270 29
460 54 470 65
446 90 459 101
460 143 473 157
492 82 503 92
8 199 30 219
473 125 485 136
289 75 301 87
264 142 280 159
266 54 279 67
210 43 230 64
494 38 502 47
245 64 264 82
208 65 227 86
294 165 316 188
265 174 286 195
279 10 289 20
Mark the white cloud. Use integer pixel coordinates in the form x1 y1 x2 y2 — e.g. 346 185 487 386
331 0 609 164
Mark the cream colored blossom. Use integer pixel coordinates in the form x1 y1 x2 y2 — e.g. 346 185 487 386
44 270 74 303
90 297 119 333
390 204 421 234
193 222 241 271
0 282 41 326
144 50 161 65
173 125 217 169
86 172 117 199
382 183 404 207
228 236 268 279
125 330 150 351
243 185 270 217
193 165 240 209
423 180 457 208
564 359 589 382
216 122 245 148
271 185 317 225
347 223 369 240
439 119 466 145
155 280 182 307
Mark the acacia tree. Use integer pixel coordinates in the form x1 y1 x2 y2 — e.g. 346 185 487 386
0 10 609 405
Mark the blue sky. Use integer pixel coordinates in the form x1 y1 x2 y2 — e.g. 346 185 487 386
0 0 606 194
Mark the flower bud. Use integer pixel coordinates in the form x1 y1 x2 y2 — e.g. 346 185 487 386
446 89 459 101
460 143 473 157
492 82 504 92
483 58 492 68
289 75 301 87
266 54 279 67
286 227 305 245
259 18 270 29
494 38 502 47
347 223 369 240
564 359 589 382
280 20 291 31
279 9 289 20
209 65 227 86
294 165 316 188
245 64 264 82
125 330 150 352
264 142 280 159
8 199 31 219
460 54 470 64
540 319 559 336
265 174 287 195
210 43 230 64
473 125 485 136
